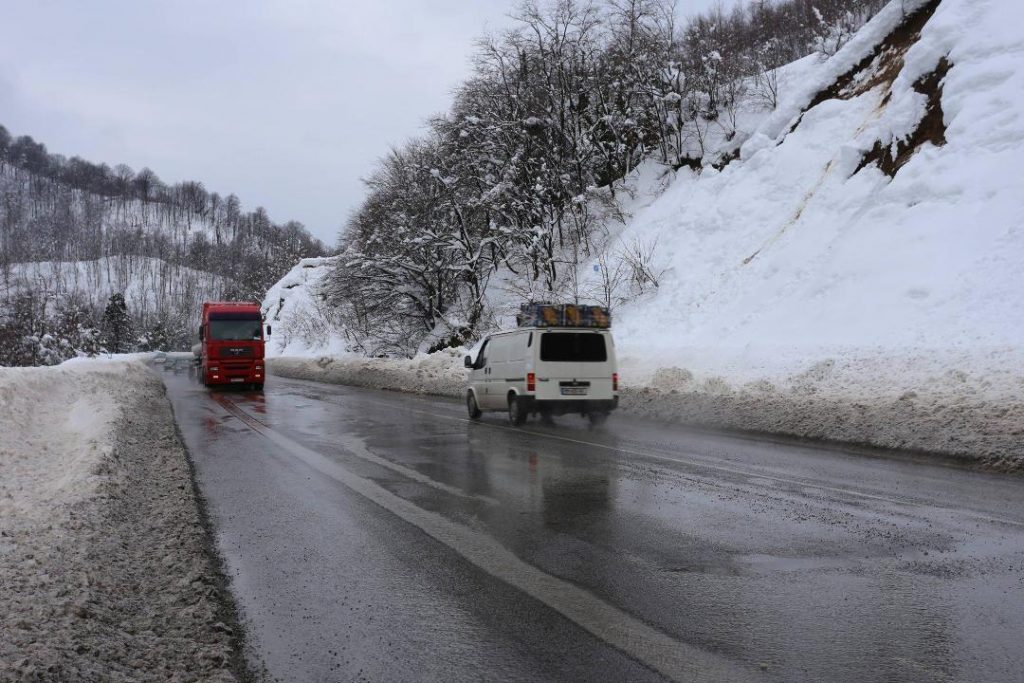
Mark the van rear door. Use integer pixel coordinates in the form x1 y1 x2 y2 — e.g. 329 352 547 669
536 331 614 400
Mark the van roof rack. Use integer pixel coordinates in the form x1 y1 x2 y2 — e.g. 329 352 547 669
516 303 611 329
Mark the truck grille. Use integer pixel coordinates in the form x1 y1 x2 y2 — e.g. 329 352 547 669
217 347 254 358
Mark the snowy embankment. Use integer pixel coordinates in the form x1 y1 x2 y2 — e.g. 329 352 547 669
270 351 468 399
266 0 1023 471
0 361 238 680
268 347 1023 471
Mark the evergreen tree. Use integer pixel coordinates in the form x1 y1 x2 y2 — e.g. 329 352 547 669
53 296 102 361
1 292 46 366
140 318 169 352
101 293 134 354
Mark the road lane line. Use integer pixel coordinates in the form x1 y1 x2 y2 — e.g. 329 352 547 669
347 395 913 502
324 392 1024 531
214 393 757 682
215 394 499 506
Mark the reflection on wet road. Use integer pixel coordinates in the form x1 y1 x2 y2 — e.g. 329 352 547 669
162 370 1024 682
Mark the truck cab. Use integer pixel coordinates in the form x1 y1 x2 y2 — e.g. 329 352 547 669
198 301 268 390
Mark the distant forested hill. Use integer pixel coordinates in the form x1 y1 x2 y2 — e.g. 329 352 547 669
0 125 327 364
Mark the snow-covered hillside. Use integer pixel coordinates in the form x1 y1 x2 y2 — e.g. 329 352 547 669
263 0 1023 465
0 132 326 362
600 0 1022 382
261 256 350 357
4 256 228 324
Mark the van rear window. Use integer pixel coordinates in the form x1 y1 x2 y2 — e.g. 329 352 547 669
540 333 607 362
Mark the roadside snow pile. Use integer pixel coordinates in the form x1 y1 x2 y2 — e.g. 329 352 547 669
0 361 240 680
270 348 467 399
617 348 1024 471
0 366 121 527
261 256 350 357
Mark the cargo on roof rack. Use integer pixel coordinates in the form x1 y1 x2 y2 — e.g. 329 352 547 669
516 303 611 329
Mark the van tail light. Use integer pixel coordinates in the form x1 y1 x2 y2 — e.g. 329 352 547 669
527 373 536 392
612 373 619 392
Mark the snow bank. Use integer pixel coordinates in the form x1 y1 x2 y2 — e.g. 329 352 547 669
615 347 1024 471
270 348 467 399
0 361 240 680
269 345 1023 471
0 363 129 525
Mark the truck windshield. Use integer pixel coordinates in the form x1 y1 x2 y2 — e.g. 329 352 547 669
209 320 262 341
540 333 607 362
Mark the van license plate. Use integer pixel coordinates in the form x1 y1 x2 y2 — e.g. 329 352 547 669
561 387 587 396
230 378 245 383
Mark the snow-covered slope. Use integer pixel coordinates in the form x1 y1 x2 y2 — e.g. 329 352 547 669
1 256 230 353
261 256 350 357
4 256 227 317
601 0 1022 386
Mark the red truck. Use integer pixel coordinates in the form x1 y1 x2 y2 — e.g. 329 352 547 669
196 301 269 390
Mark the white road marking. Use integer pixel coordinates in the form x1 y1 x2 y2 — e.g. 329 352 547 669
217 395 757 682
218 395 498 506
331 391 1024 531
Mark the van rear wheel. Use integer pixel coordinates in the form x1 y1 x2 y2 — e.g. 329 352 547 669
467 392 482 419
508 396 527 426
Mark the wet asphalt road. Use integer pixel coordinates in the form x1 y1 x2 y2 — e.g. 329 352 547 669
160 366 1024 682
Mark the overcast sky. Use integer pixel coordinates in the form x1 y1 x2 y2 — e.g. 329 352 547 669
0 0 727 245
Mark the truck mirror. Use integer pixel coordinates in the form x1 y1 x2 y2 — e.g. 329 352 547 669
198 326 204 340
464 355 472 368
266 325 272 337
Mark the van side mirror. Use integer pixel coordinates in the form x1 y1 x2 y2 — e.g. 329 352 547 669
266 325 272 337
464 355 472 368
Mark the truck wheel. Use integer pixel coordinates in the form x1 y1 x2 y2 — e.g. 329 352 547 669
508 395 527 426
254 383 264 392
467 392 482 420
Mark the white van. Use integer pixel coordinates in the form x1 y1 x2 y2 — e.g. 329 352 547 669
464 327 618 426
